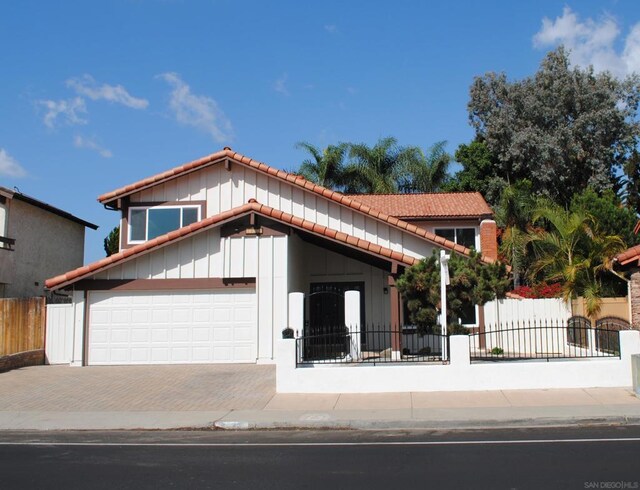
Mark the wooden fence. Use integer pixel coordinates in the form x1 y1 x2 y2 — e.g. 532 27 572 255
0 297 46 356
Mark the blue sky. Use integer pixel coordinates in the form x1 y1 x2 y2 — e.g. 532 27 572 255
1 1 639 264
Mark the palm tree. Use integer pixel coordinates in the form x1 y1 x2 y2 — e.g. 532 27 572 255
400 141 451 193
495 181 537 287
526 203 626 316
294 142 348 189
345 136 422 194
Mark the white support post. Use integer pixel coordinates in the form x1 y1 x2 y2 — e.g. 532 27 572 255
288 292 304 365
288 292 304 338
440 250 450 360
345 290 361 361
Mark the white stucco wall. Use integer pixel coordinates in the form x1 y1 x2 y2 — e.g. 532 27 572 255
276 330 640 393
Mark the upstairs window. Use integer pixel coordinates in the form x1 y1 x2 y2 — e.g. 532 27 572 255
434 227 476 249
128 205 200 243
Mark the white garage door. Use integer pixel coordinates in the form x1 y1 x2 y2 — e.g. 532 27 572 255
88 289 257 365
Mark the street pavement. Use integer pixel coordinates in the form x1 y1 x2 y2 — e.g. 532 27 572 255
1 365 640 430
1 427 640 489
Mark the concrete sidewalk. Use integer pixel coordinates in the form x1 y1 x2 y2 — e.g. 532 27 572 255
2 365 640 431
2 387 640 431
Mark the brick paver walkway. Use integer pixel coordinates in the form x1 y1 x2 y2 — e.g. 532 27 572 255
0 364 275 411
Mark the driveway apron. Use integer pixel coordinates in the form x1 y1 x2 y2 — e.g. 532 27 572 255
0 364 275 411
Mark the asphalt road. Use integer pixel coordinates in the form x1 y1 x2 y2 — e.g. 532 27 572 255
1 426 639 489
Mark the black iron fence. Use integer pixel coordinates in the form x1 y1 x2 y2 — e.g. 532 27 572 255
295 326 448 366
469 319 623 363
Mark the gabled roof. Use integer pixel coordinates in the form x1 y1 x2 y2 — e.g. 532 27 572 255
96 147 496 263
46 200 437 291
615 244 640 268
344 192 494 219
0 186 98 230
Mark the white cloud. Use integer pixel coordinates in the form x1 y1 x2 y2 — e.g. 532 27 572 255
66 74 149 109
73 135 113 158
0 149 27 178
158 72 233 143
274 73 290 96
324 24 337 33
38 97 87 128
533 7 640 77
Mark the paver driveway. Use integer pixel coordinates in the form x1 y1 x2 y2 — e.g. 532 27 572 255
0 364 275 411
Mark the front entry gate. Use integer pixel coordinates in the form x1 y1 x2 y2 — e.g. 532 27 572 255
303 282 365 360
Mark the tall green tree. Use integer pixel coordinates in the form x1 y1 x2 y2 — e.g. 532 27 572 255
294 142 348 189
468 46 640 205
622 149 640 216
400 140 452 193
103 226 120 257
444 139 504 206
570 188 640 247
527 203 626 316
344 136 422 194
495 181 537 287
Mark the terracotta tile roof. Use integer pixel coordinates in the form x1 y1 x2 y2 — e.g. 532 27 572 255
344 192 493 219
634 220 640 235
47 200 437 291
615 244 640 267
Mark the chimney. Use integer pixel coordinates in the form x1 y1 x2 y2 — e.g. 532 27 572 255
479 219 498 261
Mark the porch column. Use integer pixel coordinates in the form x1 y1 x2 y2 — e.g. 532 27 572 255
345 290 361 360
388 274 402 360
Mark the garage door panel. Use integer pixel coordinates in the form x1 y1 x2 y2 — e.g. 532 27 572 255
89 289 256 365
130 328 149 342
193 327 210 341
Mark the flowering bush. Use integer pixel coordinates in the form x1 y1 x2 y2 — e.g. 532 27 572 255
512 282 562 299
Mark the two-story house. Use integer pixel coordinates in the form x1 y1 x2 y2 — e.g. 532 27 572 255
0 186 97 299
45 148 497 366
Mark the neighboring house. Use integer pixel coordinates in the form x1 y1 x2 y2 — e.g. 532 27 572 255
45 148 497 366
614 245 640 327
0 187 97 299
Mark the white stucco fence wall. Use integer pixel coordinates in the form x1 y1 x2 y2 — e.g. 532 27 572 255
276 330 640 394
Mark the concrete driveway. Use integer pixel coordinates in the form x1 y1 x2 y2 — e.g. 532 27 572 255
0 364 275 411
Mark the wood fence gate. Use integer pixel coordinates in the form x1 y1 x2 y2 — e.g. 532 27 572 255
0 297 46 356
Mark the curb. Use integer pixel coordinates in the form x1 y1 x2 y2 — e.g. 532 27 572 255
214 416 640 431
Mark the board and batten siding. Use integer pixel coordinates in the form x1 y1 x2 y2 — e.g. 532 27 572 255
127 163 436 260
81 231 288 362
94 229 258 280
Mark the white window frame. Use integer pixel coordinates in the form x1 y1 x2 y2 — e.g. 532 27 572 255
433 226 479 250
128 205 201 244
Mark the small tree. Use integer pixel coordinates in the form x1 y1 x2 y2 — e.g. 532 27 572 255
396 250 510 334
103 226 120 257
